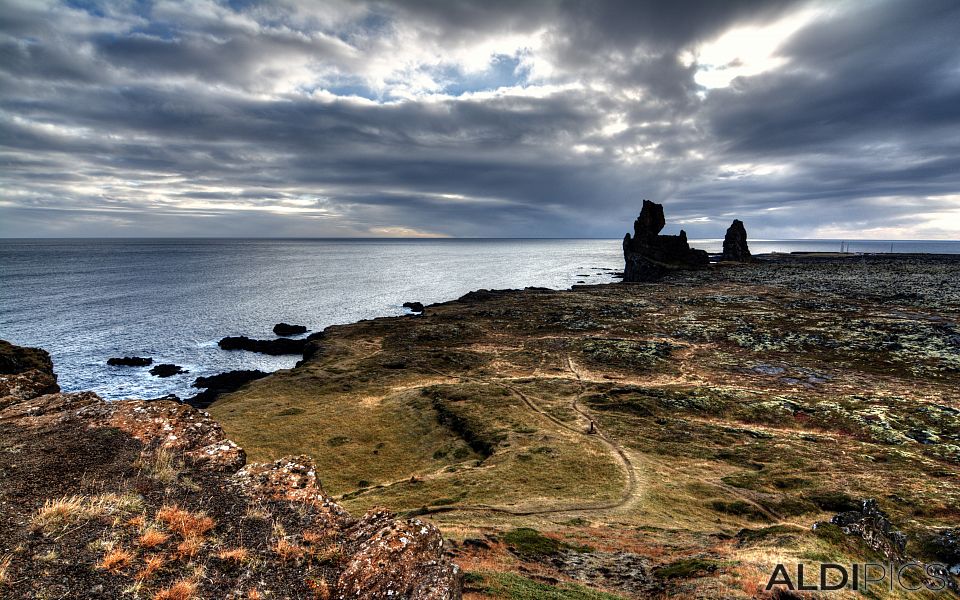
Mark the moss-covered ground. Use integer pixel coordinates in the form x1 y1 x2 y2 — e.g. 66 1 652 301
211 254 960 598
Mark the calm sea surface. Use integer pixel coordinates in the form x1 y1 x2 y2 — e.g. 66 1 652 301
2 238 958 400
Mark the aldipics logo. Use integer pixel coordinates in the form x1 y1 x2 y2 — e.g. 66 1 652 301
765 562 951 593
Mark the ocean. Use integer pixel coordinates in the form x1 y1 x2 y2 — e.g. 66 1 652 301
2 237 959 401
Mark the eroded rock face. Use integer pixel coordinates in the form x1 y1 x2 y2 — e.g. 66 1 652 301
622 200 709 282
0 339 463 599
721 219 753 262
0 339 59 404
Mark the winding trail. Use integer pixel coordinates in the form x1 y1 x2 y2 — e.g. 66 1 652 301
337 348 783 523
405 360 640 517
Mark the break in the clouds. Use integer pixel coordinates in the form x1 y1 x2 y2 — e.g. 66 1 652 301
1 0 959 239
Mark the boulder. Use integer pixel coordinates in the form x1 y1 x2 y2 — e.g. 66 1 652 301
273 322 308 336
149 363 186 377
186 369 270 409
403 301 426 314
720 219 753 262
219 335 307 355
622 200 709 282
107 356 153 367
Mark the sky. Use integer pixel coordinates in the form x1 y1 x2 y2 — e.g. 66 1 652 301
1 0 959 239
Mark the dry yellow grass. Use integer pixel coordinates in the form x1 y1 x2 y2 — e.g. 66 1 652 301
156 505 214 539
31 493 144 534
302 529 332 545
0 554 12 586
139 528 170 548
137 447 180 483
31 495 91 533
135 554 166 581
175 537 203 560
216 547 250 564
311 543 342 565
126 515 146 529
98 548 133 573
153 579 196 600
272 538 305 562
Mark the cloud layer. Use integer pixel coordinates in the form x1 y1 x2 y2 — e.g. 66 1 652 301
1 0 959 238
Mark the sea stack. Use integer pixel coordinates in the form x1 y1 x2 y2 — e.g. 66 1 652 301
622 199 709 282
720 219 753 262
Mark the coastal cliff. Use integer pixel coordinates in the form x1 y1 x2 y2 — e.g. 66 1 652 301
0 341 462 599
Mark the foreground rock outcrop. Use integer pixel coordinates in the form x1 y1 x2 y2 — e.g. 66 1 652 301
720 219 753 262
622 200 709 281
0 340 462 599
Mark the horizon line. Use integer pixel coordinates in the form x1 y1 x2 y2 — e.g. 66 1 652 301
1 236 960 242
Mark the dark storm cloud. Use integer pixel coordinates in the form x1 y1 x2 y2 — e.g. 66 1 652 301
0 0 958 238
705 0 960 155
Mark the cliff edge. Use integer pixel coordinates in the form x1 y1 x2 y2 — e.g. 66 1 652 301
0 340 462 599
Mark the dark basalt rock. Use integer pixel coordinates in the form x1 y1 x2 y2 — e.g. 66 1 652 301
622 199 709 282
186 369 269 409
919 528 960 578
0 339 57 378
219 335 308 355
107 356 153 367
814 499 906 560
0 339 60 398
721 219 753 262
403 301 425 314
273 323 308 336
149 363 186 378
